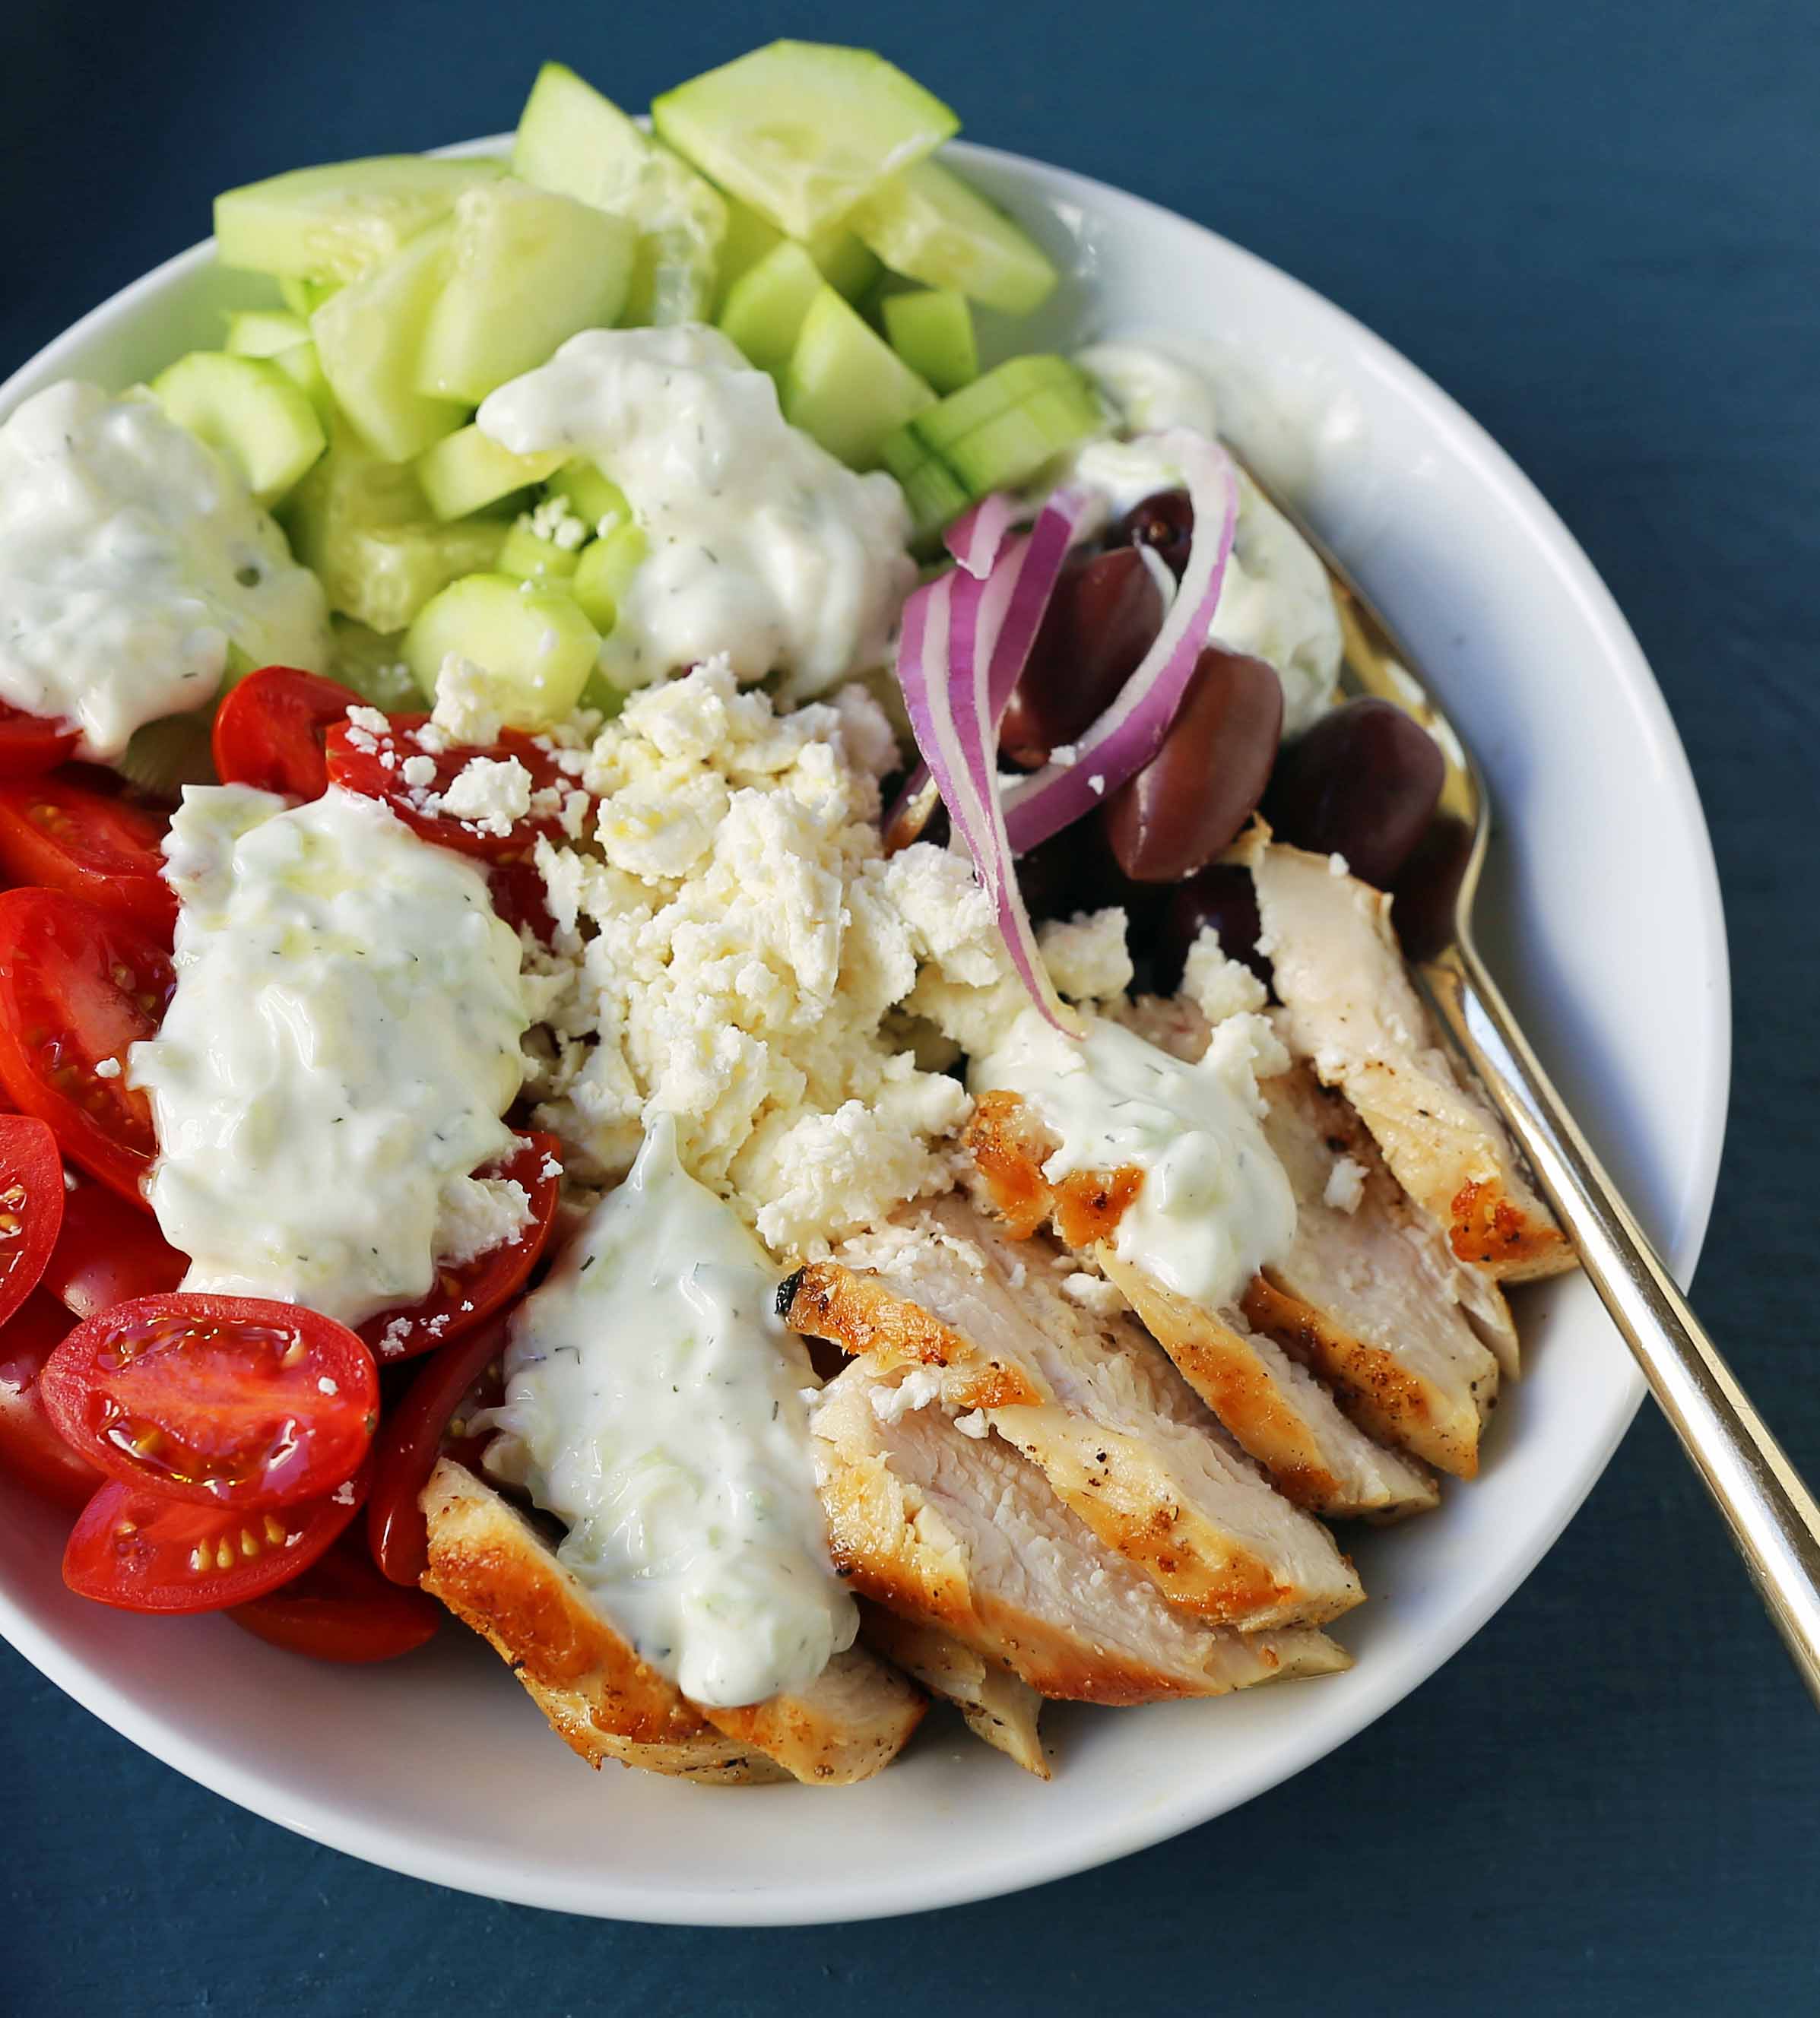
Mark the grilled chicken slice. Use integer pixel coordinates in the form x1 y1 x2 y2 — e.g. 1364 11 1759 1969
420 1459 785 1785
963 1095 1438 1521
859 1604 1049 1778
420 1459 923 1787
783 1199 1365 1627
1245 1062 1508 1475
1247 838 1571 1282
810 1364 1351 1705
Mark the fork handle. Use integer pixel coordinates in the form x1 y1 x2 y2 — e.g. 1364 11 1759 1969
1424 940 1820 1706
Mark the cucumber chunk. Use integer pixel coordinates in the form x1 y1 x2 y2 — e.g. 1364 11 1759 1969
416 425 567 521
279 274 339 318
717 239 826 377
905 353 1085 452
311 221 465 461
548 461 630 531
403 573 601 731
880 430 971 536
852 157 1057 315
714 195 784 306
938 384 1103 493
224 309 312 359
272 341 333 420
652 41 958 240
513 62 725 325
497 521 583 586
570 521 647 634
882 288 978 394
151 350 327 506
418 179 636 403
782 287 936 469
215 156 506 286
329 617 423 709
808 227 883 303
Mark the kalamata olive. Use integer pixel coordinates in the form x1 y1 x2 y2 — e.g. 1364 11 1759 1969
1111 489 1194 579
1262 695 1445 889
1014 819 1162 930
1101 646 1283 884
999 547 1165 769
1153 864 1271 994
1388 812 1475 962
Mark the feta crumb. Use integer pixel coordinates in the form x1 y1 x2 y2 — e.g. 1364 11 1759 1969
331 1479 357 1506
378 1317 414 1359
953 1409 990 1439
439 756 534 836
400 753 437 790
345 705 389 737
316 1375 338 1396
93 1057 122 1079
539 1153 563 1180
435 1175 534 1268
1088 774 1105 795
430 653 504 748
1324 1156 1369 1214
1062 1270 1127 1319
1048 742 1079 767
525 492 589 552
1328 851 1350 877
869 1367 945 1423
1182 926 1268 1027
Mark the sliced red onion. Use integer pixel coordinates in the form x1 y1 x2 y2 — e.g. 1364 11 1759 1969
1000 432 1238 854
944 493 1019 578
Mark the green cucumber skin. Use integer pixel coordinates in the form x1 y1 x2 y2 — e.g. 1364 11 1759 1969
882 288 978 395
717 240 826 377
781 286 937 470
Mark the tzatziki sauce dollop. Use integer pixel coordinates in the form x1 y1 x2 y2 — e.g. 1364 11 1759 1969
0 381 329 761
477 325 916 700
129 783 531 1329
972 1006 1298 1313
485 1114 858 1709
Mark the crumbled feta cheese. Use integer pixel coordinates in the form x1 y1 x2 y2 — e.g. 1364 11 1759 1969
1182 925 1268 1027
1324 1155 1368 1214
953 1409 990 1439
1088 774 1105 795
94 1057 122 1079
1328 851 1349 877
316 1375 338 1396
435 1175 534 1268
869 1367 945 1423
1048 742 1079 767
438 756 533 836
1062 1270 1127 1318
525 493 589 553
430 653 504 748
345 705 388 737
400 753 437 790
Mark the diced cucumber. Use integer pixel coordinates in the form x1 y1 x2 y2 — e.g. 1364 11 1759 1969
938 383 1104 495
215 156 506 286
116 706 220 795
417 179 636 404
311 221 465 462
416 424 567 521
807 227 883 303
224 309 312 359
652 41 958 240
403 573 601 731
714 195 879 312
272 341 333 420
279 274 339 317
513 62 725 325
548 461 629 532
328 616 423 709
782 287 936 470
882 288 977 394
151 350 327 506
717 239 826 377
880 429 970 536
281 418 506 632
497 521 582 586
570 521 647 633
851 157 1057 315
903 352 1084 452
714 195 783 306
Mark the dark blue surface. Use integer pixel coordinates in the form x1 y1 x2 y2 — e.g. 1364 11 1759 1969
5 3 1819 2010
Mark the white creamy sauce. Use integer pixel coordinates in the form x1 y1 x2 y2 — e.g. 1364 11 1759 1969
477 325 916 699
486 1115 856 1708
1071 343 1342 740
0 381 328 761
973 1007 1297 1313
130 784 530 1329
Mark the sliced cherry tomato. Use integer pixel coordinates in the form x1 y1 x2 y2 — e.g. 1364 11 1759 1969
212 666 363 800
359 1131 562 1363
62 1456 370 1614
368 1317 508 1586
324 711 581 862
0 1288 100 1510
0 889 173 1205
0 773 176 933
0 702 79 779
0 1114 64 1329
229 1537 441 1662
43 1175 185 1320
40 1291 379 1510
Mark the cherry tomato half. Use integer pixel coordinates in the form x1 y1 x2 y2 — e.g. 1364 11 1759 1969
43 1175 185 1321
0 889 173 1205
62 1456 371 1614
230 1538 441 1662
40 1291 379 1510
0 1114 65 1331
367 1317 508 1586
324 712 579 863
212 667 364 801
359 1132 562 1363
0 1288 100 1510
0 702 79 779
0 773 176 933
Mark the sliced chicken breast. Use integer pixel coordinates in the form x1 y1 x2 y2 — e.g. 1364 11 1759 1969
963 1095 1438 1521
810 1364 1351 1706
784 1198 1367 1627
1247 838 1572 1282
1246 1061 1508 1476
859 1603 1049 1779
420 1458 923 1787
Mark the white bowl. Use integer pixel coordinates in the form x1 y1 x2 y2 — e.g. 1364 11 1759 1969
0 139 1728 1925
